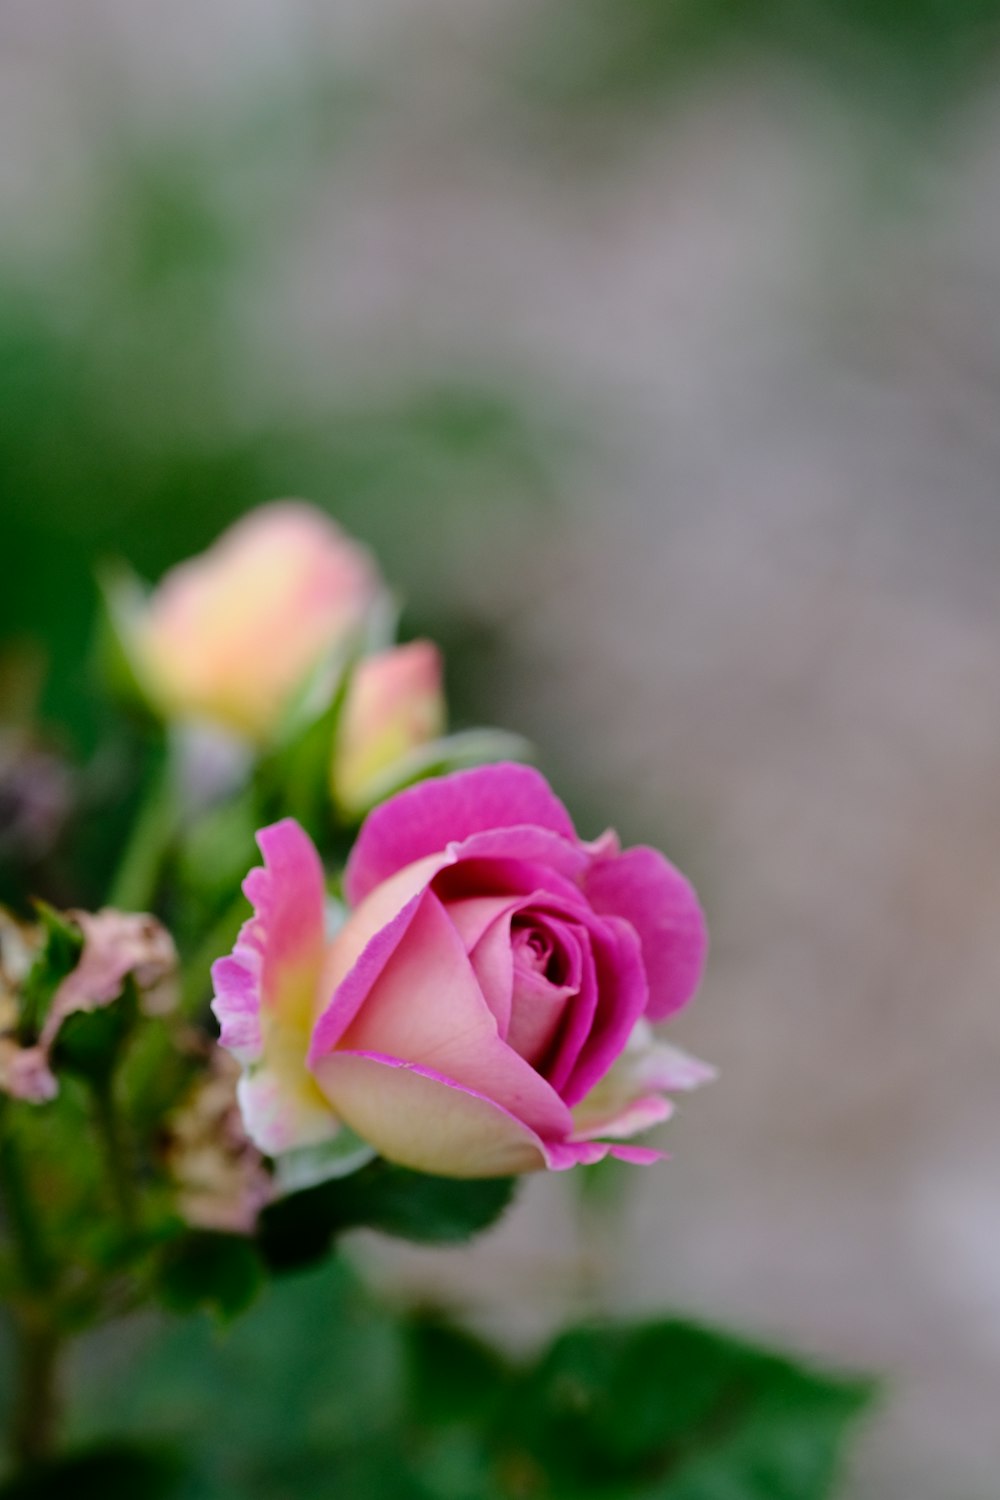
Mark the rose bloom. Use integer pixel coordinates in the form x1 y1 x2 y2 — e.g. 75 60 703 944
331 641 446 816
134 502 379 741
212 764 711 1177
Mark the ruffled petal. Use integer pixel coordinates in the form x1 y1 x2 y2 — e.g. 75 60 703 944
212 819 325 1058
211 819 336 1154
541 1139 665 1170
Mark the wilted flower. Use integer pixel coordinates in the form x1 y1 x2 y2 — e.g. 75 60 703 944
0 907 177 1103
165 1048 271 1235
46 908 177 1025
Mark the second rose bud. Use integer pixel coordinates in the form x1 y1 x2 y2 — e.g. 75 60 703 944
331 642 446 818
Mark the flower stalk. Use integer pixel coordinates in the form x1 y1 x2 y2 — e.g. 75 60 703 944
105 749 176 915
10 1313 60 1468
0 1109 62 1467
91 1080 138 1233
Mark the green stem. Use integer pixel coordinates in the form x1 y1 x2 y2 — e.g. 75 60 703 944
106 748 176 913
0 1109 62 1467
10 1315 60 1469
572 1160 631 1316
0 1120 52 1296
92 1082 137 1232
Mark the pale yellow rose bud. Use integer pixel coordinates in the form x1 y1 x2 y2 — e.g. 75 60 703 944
134 502 380 741
332 642 445 816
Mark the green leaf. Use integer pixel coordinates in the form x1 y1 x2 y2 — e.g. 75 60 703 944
53 981 138 1085
256 645 353 842
0 1443 195 1500
65 1257 405 1491
337 728 534 820
157 1231 265 1322
404 1314 513 1430
249 1441 436 1500
518 0 1000 124
258 1161 518 1271
18 904 84 1042
509 1318 875 1499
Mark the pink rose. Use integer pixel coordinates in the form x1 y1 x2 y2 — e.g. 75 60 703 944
134 501 380 740
331 641 446 816
212 764 712 1177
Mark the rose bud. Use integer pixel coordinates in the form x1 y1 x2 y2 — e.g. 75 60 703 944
332 642 446 817
212 764 712 1176
133 502 380 741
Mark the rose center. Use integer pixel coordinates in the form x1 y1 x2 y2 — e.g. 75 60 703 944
511 921 562 984
505 918 573 1068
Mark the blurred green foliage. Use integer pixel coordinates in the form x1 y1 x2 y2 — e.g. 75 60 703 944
39 1256 871 1499
0 279 554 753
258 1163 518 1273
5 0 999 764
518 0 1000 123
0 107 560 761
0 1444 190 1500
0 27 906 1497
0 112 561 915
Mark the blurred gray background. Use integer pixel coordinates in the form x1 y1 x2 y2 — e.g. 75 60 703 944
3 3 1000 1496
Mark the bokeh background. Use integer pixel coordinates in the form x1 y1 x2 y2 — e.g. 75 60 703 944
4 4 1000 1497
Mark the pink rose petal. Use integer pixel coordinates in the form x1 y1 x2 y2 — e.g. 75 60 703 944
211 819 326 1062
312 890 572 1143
310 1052 549 1178
345 762 578 904
584 845 707 1022
211 819 337 1154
